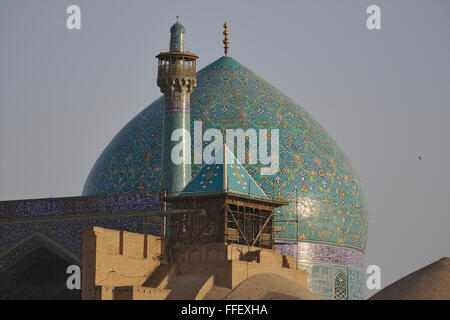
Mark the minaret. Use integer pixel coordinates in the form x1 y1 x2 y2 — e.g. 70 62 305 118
156 19 198 195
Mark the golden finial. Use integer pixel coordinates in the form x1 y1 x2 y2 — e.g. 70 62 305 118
223 22 230 56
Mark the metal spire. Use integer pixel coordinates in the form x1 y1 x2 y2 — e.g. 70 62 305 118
223 22 230 56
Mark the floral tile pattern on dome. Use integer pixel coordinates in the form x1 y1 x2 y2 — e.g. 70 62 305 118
82 56 368 251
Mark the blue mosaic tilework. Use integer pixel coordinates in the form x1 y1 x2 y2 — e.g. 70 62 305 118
162 110 192 194
0 193 160 219
170 21 185 52
0 194 162 270
82 56 368 251
348 267 364 300
15 199 61 218
99 193 160 213
277 242 363 269
277 242 364 299
170 21 185 33
180 145 269 200
298 262 364 300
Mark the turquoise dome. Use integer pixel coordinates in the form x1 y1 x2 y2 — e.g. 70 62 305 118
83 56 368 251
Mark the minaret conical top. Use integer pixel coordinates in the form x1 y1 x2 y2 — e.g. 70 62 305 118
170 18 185 52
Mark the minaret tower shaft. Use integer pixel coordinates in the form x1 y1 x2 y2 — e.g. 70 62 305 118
156 20 198 195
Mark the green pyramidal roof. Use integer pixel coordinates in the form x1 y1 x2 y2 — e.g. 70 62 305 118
180 144 269 200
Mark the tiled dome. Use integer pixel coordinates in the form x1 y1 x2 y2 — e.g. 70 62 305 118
82 56 368 251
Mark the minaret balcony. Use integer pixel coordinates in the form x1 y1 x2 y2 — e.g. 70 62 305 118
158 64 196 79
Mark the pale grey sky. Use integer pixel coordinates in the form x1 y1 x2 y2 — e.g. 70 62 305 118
1 0 449 297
